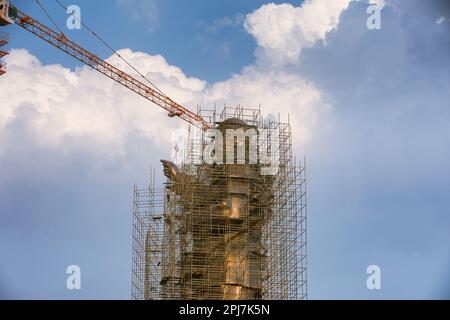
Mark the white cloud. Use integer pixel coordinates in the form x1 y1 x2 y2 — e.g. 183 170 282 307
0 48 326 157
106 49 206 99
244 0 353 64
205 66 328 145
0 48 205 160
1 0 352 163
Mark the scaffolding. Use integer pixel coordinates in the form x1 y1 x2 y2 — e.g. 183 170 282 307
0 32 8 76
132 106 307 300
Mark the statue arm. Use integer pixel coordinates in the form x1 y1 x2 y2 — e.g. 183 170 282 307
161 160 180 181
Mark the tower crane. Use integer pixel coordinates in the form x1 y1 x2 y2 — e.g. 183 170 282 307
0 0 210 129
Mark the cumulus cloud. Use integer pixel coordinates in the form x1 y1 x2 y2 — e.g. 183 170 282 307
244 0 353 64
4 0 348 158
0 49 327 160
1 0 355 162
205 66 327 145
201 0 352 142
0 48 206 162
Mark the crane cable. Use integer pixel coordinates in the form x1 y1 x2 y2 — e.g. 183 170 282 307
36 0 168 98
53 0 167 97
54 0 168 97
34 0 65 36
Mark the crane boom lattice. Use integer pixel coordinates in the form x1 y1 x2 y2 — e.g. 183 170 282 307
11 8 209 129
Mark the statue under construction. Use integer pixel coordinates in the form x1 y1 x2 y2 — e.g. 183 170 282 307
132 106 307 300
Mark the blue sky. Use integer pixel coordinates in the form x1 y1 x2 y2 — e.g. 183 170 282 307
0 0 449 299
8 0 296 82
